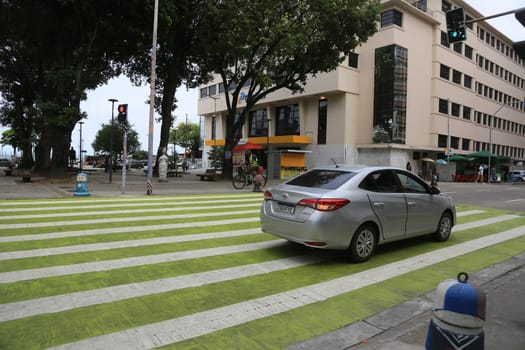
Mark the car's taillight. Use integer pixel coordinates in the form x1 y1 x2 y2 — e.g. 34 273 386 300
297 198 350 211
264 190 273 200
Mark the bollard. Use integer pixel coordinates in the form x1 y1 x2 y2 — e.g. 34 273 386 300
425 272 486 349
73 172 91 197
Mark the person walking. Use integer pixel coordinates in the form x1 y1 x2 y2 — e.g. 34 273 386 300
478 163 484 183
406 162 412 172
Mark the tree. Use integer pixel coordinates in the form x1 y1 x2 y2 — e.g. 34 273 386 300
0 129 18 157
92 123 141 158
0 0 146 175
199 0 380 176
170 122 200 160
125 0 209 172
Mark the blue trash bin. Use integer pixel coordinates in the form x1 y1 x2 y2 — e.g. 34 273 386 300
73 172 91 197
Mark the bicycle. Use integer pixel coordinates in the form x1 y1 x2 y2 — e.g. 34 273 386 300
232 164 267 189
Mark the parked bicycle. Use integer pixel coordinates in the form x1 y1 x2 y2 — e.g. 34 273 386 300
232 164 267 190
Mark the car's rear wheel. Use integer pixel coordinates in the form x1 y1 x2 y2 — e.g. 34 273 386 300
349 224 377 263
433 212 452 242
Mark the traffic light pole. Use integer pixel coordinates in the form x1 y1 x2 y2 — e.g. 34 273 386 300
463 7 525 25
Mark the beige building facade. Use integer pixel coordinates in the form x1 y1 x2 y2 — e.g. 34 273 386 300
197 0 525 180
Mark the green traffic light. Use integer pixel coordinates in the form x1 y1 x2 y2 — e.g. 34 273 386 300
451 31 458 38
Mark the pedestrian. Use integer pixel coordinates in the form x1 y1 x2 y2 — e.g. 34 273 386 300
68 147 76 168
406 161 412 172
478 164 484 183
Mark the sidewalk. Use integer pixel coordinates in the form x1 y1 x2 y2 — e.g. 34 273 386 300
0 168 247 199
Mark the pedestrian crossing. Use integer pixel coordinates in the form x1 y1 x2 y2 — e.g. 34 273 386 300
0 194 524 349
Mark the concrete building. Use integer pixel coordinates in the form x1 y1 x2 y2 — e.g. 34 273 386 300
197 0 525 181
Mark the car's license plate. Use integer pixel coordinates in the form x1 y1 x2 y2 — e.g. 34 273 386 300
277 202 295 214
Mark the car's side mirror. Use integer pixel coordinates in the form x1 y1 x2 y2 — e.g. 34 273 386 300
430 185 441 194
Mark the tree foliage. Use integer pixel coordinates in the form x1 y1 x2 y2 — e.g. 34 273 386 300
91 123 141 156
0 0 146 174
199 0 379 175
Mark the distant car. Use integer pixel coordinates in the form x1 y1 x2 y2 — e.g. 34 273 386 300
0 158 14 175
260 166 456 262
510 170 525 182
130 160 147 169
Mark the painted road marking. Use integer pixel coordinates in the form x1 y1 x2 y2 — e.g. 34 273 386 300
0 228 262 260
0 194 263 208
2 202 262 220
505 198 524 203
0 210 260 229
0 254 327 322
49 226 525 350
0 217 259 243
0 240 283 283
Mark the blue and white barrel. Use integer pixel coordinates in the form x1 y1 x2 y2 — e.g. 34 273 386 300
73 172 91 197
425 272 486 350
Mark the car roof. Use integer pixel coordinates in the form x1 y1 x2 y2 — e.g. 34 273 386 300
308 165 405 173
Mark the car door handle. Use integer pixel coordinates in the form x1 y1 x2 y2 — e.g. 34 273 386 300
407 201 416 207
373 202 385 208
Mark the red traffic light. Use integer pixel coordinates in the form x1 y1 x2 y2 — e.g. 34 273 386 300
117 104 128 124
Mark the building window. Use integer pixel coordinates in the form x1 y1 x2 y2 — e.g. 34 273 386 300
464 74 472 89
442 1 451 12
348 52 359 68
453 42 462 54
248 109 268 137
438 134 447 148
463 106 471 120
373 44 408 144
218 83 225 93
451 103 460 117
233 113 243 139
211 117 216 141
208 84 217 96
381 9 402 28
276 104 300 136
451 136 459 149
464 45 473 59
440 31 449 47
318 99 327 145
439 98 448 114
452 70 461 84
200 87 208 98
462 138 470 151
440 64 450 79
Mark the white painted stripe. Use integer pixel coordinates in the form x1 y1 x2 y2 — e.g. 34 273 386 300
0 240 283 283
456 210 485 217
0 197 262 213
49 226 525 350
0 254 325 322
0 215 519 281
3 202 262 220
0 217 258 243
0 209 259 229
0 228 262 261
505 198 524 203
0 194 262 208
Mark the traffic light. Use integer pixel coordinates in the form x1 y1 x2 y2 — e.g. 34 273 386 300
446 8 466 43
117 104 128 124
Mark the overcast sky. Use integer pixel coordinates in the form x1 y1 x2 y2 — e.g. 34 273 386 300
1 1 524 158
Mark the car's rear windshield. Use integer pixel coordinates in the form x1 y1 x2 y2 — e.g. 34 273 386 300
287 169 356 189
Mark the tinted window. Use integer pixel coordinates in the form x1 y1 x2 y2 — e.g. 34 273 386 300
360 171 401 193
395 172 429 193
287 170 356 189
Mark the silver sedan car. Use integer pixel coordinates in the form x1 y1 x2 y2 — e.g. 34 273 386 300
260 166 456 262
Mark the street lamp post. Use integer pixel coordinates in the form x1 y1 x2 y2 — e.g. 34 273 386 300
108 98 118 183
79 121 84 173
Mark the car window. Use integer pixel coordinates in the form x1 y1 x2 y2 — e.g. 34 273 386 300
395 171 429 193
286 169 356 189
359 171 402 193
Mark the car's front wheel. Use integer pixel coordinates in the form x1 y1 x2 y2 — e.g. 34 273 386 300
433 212 452 242
349 224 377 263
